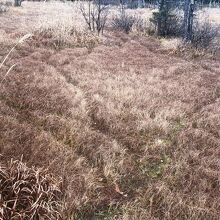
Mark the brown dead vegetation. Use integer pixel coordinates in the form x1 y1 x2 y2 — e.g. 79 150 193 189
0 2 220 220
0 158 63 219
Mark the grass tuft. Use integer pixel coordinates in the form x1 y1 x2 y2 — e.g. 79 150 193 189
0 158 64 219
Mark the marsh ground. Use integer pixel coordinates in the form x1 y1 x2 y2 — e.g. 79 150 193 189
0 2 220 219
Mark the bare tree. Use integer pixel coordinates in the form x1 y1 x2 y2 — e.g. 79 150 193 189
14 0 22 7
157 0 165 36
80 0 109 35
183 0 195 41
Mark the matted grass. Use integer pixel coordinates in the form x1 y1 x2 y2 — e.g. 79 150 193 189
0 158 63 219
0 2 220 219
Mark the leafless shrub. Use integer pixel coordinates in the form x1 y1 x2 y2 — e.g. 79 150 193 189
131 17 151 36
0 3 8 13
79 0 109 35
0 159 64 219
191 19 219 48
112 12 137 34
5 0 13 7
177 19 220 58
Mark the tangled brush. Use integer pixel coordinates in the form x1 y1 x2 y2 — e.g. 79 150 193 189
0 158 64 220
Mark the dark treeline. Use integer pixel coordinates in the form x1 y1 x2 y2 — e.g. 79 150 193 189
128 0 220 7
69 0 220 9
113 0 220 8
71 0 220 5
144 0 220 4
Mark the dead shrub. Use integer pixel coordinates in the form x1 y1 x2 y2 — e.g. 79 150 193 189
32 26 99 50
0 158 64 220
191 19 219 49
0 3 8 13
5 0 13 7
112 13 137 34
174 16 220 58
177 20 220 58
131 17 150 36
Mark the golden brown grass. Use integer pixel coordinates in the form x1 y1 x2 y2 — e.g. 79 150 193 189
0 158 63 219
0 2 220 219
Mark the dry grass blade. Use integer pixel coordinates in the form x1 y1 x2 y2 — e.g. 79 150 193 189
1 63 17 83
0 159 63 220
0 34 32 69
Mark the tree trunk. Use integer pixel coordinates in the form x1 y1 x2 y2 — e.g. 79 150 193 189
157 0 165 36
184 0 195 42
14 0 21 6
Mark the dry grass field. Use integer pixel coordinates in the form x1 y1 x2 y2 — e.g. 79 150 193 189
0 1 220 219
